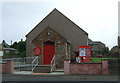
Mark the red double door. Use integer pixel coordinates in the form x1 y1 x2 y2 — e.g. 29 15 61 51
43 41 55 65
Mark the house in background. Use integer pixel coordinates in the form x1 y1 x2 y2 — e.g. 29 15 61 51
92 41 105 53
88 39 105 56
0 40 17 57
110 37 119 56
26 8 88 70
110 46 118 55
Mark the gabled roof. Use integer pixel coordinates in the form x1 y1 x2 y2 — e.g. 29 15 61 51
26 8 88 37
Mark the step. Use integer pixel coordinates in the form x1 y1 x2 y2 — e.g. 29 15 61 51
20 67 32 71
50 72 64 75
33 65 51 73
14 64 34 71
51 69 64 75
14 71 33 74
53 69 64 72
14 66 32 71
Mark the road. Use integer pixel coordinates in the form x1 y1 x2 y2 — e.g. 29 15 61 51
2 74 119 82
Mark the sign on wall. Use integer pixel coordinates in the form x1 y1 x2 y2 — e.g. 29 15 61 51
76 57 81 63
79 48 86 56
79 46 92 57
34 47 41 55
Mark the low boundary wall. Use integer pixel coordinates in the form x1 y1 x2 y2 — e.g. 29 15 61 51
64 60 108 75
0 60 14 74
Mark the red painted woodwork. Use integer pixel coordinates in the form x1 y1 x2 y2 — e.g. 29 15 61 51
34 47 41 55
43 45 55 65
79 45 92 48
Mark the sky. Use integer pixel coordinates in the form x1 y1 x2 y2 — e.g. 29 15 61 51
0 0 119 50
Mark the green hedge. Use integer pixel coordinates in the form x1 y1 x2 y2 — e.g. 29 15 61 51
90 57 120 63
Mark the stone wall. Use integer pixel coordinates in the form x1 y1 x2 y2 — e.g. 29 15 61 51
32 27 70 68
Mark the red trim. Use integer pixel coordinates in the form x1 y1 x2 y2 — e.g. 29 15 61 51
79 45 91 48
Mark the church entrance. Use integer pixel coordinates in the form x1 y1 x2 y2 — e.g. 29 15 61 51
43 41 55 65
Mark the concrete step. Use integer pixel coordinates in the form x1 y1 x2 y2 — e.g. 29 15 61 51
51 69 64 75
14 71 33 74
33 65 51 73
50 72 64 75
15 66 32 71
53 69 64 72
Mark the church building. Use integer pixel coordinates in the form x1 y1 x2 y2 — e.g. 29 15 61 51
26 8 88 69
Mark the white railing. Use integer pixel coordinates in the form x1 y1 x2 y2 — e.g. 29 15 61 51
3 56 38 71
50 54 56 72
32 56 38 71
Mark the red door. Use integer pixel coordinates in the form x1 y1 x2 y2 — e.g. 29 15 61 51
43 41 55 65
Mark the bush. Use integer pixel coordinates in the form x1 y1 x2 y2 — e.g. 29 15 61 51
90 58 102 63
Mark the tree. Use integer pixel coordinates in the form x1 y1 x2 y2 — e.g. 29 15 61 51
10 42 18 49
102 47 109 55
10 39 26 57
17 41 26 53
102 47 112 57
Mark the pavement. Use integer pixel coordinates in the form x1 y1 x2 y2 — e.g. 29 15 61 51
14 70 64 75
1 71 120 82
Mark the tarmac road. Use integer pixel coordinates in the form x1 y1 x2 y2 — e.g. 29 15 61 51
2 74 119 82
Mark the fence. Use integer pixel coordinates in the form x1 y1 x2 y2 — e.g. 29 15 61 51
2 56 38 72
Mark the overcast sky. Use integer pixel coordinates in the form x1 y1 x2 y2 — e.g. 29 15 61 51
1 0 119 49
